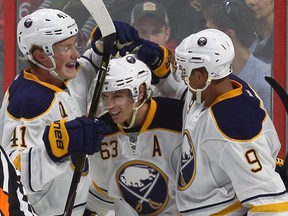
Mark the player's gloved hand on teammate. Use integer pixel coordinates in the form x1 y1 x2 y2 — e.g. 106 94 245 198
91 20 173 83
137 39 173 83
43 117 111 162
91 21 140 57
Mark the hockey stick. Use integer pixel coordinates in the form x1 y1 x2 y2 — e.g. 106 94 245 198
265 76 288 189
265 76 288 114
63 0 116 215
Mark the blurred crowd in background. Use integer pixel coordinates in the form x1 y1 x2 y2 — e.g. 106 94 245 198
0 0 274 114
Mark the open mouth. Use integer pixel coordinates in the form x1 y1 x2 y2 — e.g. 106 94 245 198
109 110 122 123
66 62 76 69
110 110 121 116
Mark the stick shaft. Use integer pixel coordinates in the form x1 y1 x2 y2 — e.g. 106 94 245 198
63 0 116 214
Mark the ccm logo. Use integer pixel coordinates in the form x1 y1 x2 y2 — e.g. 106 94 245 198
53 121 65 150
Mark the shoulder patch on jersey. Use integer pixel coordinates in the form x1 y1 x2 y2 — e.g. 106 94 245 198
149 97 184 132
211 89 266 141
7 73 56 119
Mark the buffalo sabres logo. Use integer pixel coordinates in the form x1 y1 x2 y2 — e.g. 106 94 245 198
126 55 136 64
177 129 196 191
197 37 207 47
116 161 169 215
24 18 33 28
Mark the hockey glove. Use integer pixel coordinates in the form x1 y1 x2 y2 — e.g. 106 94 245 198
137 39 172 83
43 117 111 162
91 21 140 57
275 157 288 190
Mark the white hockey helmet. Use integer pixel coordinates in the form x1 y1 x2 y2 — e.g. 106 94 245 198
103 54 152 100
175 28 235 80
17 8 78 61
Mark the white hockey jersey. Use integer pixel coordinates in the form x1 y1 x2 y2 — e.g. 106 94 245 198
0 50 100 215
87 97 184 216
176 75 288 215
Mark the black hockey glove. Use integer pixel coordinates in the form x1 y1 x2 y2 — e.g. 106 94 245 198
43 117 111 162
275 157 288 190
137 39 172 84
91 21 140 57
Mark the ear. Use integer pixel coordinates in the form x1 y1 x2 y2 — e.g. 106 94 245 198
137 84 146 102
194 69 205 81
192 68 208 87
33 49 48 63
200 69 209 81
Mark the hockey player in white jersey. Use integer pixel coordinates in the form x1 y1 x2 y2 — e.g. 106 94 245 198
85 54 184 215
174 28 288 215
0 8 178 215
0 8 115 215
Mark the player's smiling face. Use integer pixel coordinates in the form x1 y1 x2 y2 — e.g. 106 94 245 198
102 89 135 124
52 36 80 80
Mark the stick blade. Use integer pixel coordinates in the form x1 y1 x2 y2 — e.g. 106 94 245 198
80 0 116 37
265 76 288 114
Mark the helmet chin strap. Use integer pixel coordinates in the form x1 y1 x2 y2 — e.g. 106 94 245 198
30 56 65 81
122 101 142 129
183 76 212 104
122 89 152 129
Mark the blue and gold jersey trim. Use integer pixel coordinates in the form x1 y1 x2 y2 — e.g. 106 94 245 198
210 79 267 142
7 70 67 120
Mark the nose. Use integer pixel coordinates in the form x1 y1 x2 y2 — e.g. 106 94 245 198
103 97 116 109
72 47 80 59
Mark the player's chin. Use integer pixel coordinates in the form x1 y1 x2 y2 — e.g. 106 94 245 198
64 70 77 80
110 114 123 124
111 115 120 124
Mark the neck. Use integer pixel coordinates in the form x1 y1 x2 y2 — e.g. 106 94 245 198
129 100 150 128
204 78 233 106
30 67 63 87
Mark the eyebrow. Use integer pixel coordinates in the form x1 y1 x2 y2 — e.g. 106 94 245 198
103 89 130 95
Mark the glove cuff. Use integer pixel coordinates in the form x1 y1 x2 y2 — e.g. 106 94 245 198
153 45 171 78
43 119 70 162
90 26 104 56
